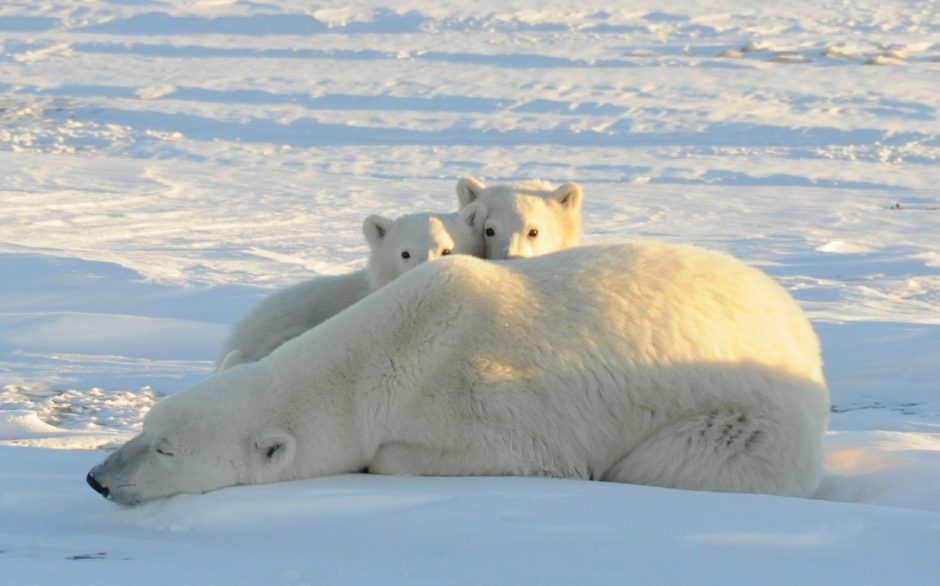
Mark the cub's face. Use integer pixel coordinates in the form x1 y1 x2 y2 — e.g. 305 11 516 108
86 369 297 505
482 195 568 260
363 204 486 288
455 178 582 260
381 215 458 277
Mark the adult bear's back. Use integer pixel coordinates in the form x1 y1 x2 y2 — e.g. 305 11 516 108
469 241 825 386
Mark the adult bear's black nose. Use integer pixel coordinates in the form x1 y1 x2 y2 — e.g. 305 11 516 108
86 472 110 498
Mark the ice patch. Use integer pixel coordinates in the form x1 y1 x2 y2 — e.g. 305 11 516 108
823 46 856 59
865 54 904 66
0 384 158 449
136 85 176 100
12 42 73 63
0 409 65 437
816 240 873 254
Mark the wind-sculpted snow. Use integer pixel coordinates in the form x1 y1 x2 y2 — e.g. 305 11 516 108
0 0 938 583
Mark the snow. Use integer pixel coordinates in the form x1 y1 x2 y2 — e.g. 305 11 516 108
1 0 938 583
4 454 940 585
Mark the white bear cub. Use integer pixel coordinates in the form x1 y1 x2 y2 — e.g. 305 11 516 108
217 203 486 369
456 177 582 259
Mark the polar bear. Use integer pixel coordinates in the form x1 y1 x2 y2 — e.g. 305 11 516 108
216 204 486 369
455 177 582 259
88 242 829 505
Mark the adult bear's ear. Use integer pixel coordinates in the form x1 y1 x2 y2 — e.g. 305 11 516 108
551 182 583 210
363 215 394 247
456 177 486 207
254 428 296 471
459 202 488 233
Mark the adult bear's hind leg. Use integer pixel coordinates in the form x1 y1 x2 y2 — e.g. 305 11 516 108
601 409 816 497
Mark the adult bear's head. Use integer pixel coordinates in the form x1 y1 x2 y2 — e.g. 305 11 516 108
86 361 301 505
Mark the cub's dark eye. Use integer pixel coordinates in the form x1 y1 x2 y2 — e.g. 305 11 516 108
401 251 410 259
155 447 174 457
441 249 452 256
485 228 495 237
528 228 539 238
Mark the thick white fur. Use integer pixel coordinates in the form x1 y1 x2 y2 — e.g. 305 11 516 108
89 242 829 505
216 204 486 368
456 177 582 259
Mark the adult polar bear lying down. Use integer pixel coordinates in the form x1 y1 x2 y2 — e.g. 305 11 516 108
87 242 829 504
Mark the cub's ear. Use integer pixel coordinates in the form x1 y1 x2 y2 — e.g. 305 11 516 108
218 349 244 371
254 428 296 470
458 202 488 232
363 215 394 247
552 182 583 210
456 177 486 207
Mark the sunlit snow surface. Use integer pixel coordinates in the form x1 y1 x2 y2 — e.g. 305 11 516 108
1 1 938 583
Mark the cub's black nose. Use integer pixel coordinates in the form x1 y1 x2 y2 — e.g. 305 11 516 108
86 472 110 498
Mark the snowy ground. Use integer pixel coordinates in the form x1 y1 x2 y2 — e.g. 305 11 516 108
1 1 939 583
